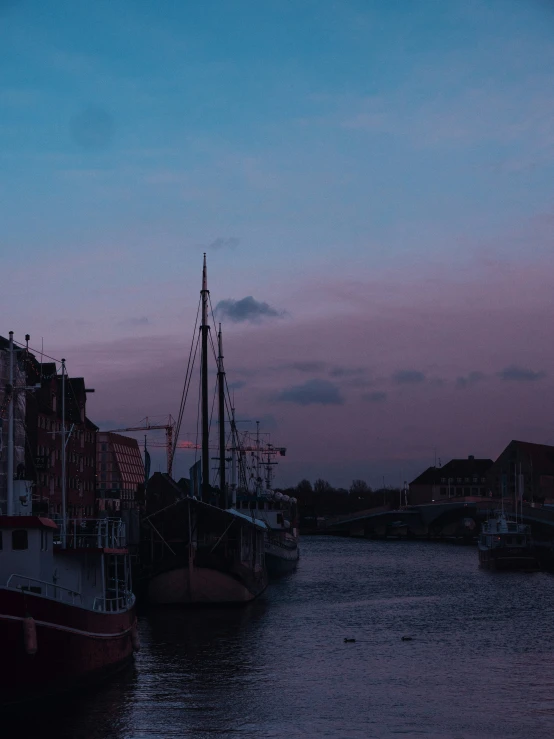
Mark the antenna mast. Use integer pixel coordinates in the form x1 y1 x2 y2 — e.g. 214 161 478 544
217 324 226 509
7 331 14 516
200 254 210 503
61 358 67 547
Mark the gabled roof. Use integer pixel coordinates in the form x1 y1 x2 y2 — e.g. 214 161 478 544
409 466 439 486
496 440 554 473
409 457 494 486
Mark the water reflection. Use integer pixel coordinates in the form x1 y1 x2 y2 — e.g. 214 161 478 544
7 539 554 738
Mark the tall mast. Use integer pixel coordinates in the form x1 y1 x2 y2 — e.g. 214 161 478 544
256 420 260 495
61 358 67 546
231 402 237 508
7 331 14 516
217 324 226 508
201 254 210 503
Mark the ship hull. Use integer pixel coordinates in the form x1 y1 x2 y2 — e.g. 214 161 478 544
147 565 267 605
0 587 136 704
478 548 539 571
265 545 299 577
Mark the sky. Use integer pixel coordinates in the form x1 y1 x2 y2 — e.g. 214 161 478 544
2 0 554 488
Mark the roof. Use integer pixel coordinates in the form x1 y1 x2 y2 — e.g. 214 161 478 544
225 508 267 530
85 416 99 431
495 440 554 474
409 457 493 486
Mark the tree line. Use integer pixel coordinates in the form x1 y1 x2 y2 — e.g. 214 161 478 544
278 478 405 521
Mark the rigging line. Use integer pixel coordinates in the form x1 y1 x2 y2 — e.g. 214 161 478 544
173 296 202 445
207 293 221 345
208 380 218 485
194 350 201 466
173 329 201 461
11 339 62 365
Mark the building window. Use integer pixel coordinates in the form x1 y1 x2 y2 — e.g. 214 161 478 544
440 487 447 496
12 530 28 550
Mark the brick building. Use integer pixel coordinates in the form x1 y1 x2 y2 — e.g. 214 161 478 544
0 335 97 519
408 456 494 505
487 440 554 505
96 432 145 512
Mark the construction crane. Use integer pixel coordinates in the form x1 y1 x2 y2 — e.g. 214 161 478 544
106 416 175 477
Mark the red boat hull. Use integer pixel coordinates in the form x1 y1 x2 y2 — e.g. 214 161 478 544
0 588 136 704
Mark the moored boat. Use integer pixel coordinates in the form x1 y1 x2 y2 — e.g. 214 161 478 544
0 515 137 704
237 492 299 576
478 511 539 571
138 257 268 604
0 338 137 704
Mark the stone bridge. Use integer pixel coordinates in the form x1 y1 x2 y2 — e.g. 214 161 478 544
321 499 554 541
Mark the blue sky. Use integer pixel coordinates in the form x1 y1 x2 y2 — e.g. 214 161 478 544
2 0 554 486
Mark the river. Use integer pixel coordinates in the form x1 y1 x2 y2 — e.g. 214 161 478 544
9 536 554 738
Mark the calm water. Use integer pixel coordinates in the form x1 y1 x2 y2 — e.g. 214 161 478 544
11 536 554 738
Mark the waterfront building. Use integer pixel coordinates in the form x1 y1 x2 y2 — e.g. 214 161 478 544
0 335 97 519
408 455 494 505
486 440 554 505
96 432 145 512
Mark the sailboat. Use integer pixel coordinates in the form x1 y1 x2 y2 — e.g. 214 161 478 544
0 334 137 704
233 424 299 576
139 257 268 604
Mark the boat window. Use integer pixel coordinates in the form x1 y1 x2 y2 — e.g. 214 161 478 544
40 529 48 551
0 531 2 550
12 529 28 551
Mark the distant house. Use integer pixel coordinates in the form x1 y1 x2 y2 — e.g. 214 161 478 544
408 456 494 505
487 440 554 505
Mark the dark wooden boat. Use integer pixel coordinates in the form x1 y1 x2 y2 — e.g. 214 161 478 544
140 474 267 604
137 257 268 605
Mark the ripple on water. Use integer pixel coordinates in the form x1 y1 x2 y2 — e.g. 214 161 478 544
9 536 554 739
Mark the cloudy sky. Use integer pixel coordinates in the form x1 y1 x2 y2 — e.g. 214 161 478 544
2 0 554 487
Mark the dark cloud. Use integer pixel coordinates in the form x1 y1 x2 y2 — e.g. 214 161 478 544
228 380 246 390
362 391 387 403
456 371 486 389
117 316 149 328
208 237 240 250
392 369 426 385
71 106 114 151
498 366 546 382
276 379 344 406
215 296 285 323
329 366 367 378
288 361 327 373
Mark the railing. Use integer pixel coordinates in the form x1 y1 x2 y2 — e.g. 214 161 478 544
6 574 83 606
92 592 135 613
54 518 127 549
6 574 135 612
